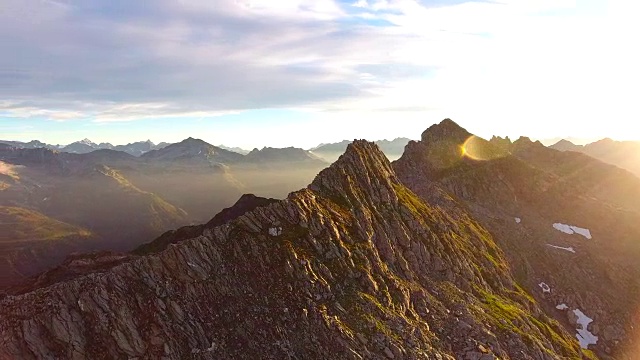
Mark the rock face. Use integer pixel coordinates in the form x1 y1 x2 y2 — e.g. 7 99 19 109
133 194 279 256
0 141 586 359
394 119 640 359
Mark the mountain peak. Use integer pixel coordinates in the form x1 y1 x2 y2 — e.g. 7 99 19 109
141 137 244 163
169 137 218 151
549 139 583 152
309 140 397 204
334 140 394 175
180 137 206 145
595 137 615 144
395 120 509 181
512 136 545 149
421 118 470 143
78 138 95 145
555 139 576 146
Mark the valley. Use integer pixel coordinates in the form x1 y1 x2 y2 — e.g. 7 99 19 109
0 139 326 288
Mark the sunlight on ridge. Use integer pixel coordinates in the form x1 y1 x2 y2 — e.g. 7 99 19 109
460 135 506 161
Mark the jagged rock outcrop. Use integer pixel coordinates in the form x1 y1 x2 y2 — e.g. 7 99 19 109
0 141 586 359
133 194 279 256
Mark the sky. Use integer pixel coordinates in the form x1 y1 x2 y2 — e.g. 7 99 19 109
1 0 639 149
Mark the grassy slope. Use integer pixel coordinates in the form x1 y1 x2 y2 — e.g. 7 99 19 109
0 206 92 243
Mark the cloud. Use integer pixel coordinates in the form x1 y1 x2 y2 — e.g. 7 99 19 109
0 0 638 136
0 0 502 121
0 0 377 120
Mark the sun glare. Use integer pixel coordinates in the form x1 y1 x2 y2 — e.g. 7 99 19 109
461 135 505 161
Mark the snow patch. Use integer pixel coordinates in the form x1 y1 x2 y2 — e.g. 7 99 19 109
78 138 95 146
573 309 598 349
515 217 521 224
553 223 592 239
572 227 592 239
538 282 551 293
556 304 569 310
546 244 576 253
269 227 282 236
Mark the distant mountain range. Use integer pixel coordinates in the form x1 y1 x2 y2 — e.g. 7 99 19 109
549 138 640 177
310 137 411 162
0 138 252 157
1 137 413 160
0 138 172 156
0 137 327 287
217 145 250 155
140 137 245 163
244 146 325 164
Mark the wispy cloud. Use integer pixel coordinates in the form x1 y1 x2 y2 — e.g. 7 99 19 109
0 0 638 142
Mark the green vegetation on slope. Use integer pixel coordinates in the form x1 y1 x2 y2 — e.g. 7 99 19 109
0 206 92 243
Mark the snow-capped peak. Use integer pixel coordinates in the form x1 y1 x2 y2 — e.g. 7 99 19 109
77 138 96 146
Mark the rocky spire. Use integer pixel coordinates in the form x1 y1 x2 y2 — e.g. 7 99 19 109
309 140 399 208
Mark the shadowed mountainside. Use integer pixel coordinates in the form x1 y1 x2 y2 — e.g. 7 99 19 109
0 206 99 288
395 119 640 358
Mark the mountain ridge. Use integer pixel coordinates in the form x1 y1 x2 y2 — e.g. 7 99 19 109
394 119 640 357
4 120 640 358
550 138 640 177
0 137 590 359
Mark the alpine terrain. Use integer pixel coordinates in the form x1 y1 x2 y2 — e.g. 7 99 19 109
3 123 619 359
0 120 637 359
0 140 326 289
